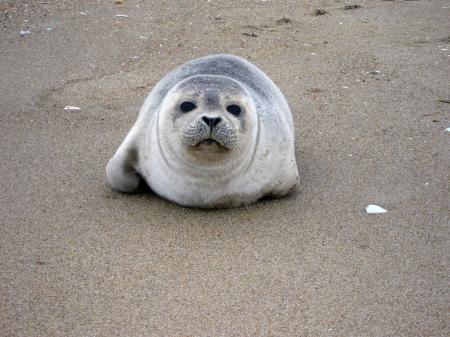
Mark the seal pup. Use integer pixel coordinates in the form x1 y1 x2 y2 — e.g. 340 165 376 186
106 54 299 208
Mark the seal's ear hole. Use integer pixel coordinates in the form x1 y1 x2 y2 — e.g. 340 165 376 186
180 101 196 113
226 104 241 117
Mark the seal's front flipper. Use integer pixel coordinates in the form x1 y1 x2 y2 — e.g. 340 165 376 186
106 138 143 193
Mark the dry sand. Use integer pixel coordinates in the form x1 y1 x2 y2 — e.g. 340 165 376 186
1 0 449 336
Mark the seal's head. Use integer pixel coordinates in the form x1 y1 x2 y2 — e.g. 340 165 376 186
157 75 258 164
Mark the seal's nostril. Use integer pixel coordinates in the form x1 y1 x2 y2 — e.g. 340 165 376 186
212 117 222 127
202 116 222 128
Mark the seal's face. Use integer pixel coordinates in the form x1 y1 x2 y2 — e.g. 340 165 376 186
158 75 258 163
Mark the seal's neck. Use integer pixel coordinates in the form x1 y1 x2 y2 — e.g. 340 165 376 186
160 144 254 185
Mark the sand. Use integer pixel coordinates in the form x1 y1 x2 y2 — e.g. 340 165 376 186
1 0 449 336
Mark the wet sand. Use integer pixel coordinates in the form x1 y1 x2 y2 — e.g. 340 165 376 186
1 0 449 336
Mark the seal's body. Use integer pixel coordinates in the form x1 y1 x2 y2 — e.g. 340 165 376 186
106 54 298 208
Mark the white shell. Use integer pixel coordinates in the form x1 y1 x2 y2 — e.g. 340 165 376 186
366 205 388 214
63 106 81 110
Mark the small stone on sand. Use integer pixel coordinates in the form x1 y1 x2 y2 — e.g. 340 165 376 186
312 9 327 16
344 5 361 10
366 205 388 214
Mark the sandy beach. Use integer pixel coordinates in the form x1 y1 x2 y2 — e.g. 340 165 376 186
1 0 449 336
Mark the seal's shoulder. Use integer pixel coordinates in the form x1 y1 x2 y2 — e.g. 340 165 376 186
189 53 251 68
174 54 276 100
180 54 258 78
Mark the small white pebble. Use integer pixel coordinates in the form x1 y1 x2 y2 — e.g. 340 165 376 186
366 205 388 214
64 106 81 111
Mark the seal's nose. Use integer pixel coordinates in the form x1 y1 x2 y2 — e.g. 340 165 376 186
201 116 222 128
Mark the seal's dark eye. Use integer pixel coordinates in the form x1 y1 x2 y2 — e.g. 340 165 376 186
180 101 196 113
226 104 241 117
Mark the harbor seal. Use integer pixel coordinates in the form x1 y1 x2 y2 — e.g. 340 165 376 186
106 54 299 208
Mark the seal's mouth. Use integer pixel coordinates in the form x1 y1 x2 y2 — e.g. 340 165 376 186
182 119 236 151
197 138 222 146
188 137 229 153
